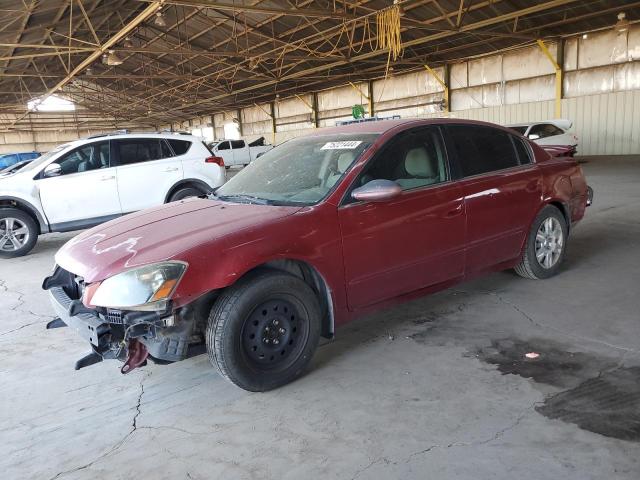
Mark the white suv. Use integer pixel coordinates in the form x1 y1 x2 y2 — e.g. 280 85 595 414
0 132 225 258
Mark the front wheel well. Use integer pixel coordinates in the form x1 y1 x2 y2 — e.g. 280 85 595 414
0 199 42 234
238 260 334 339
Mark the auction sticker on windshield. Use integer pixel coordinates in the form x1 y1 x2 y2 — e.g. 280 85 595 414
320 141 363 150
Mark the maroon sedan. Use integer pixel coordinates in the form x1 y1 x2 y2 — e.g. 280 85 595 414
43 118 590 391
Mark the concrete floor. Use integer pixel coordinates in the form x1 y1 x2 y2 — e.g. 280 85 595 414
1 156 639 480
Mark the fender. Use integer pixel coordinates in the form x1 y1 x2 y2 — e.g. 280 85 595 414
0 195 49 233
164 178 214 203
172 205 350 326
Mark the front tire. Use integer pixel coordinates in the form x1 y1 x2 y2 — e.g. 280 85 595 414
515 205 568 279
206 271 321 392
0 208 38 259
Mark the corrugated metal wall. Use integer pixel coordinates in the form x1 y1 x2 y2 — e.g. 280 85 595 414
563 91 640 155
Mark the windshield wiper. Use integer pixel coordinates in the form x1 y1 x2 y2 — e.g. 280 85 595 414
217 194 273 205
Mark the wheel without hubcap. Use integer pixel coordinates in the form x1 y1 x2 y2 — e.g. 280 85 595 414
206 270 321 391
242 298 307 370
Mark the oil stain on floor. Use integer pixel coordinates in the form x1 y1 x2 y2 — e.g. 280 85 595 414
474 338 640 442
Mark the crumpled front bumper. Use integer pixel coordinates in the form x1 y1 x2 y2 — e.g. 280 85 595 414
46 279 197 370
49 286 107 347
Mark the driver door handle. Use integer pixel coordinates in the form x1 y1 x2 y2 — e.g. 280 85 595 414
445 203 464 218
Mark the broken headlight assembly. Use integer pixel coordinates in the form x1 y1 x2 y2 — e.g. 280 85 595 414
87 261 187 312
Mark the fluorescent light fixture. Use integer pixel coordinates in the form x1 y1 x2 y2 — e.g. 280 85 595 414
154 11 166 27
616 12 629 33
27 95 75 112
106 50 123 66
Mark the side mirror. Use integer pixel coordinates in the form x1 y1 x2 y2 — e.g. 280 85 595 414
352 179 402 203
528 134 540 140
43 163 62 177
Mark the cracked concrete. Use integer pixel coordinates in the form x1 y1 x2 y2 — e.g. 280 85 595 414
1 156 640 479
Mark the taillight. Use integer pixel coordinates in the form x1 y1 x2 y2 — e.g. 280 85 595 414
206 156 224 167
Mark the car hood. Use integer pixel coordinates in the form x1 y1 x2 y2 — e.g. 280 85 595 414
55 198 302 282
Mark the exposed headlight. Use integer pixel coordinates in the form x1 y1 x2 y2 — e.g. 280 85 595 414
89 262 187 311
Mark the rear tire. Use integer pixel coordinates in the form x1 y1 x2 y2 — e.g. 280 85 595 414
514 205 568 279
206 270 321 392
168 187 203 202
0 208 38 258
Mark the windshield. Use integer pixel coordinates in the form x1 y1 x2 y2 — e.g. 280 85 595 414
509 126 528 135
14 143 70 173
216 133 378 205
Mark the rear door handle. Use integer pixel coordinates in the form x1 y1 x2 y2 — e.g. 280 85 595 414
163 167 179 172
100 175 115 181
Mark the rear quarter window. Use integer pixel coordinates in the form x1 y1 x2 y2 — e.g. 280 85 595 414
447 125 521 177
168 139 192 155
513 137 532 165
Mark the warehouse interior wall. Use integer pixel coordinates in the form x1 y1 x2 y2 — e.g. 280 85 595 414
219 24 640 156
3 25 639 156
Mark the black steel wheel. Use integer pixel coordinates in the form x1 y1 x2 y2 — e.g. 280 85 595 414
206 270 321 391
241 298 308 371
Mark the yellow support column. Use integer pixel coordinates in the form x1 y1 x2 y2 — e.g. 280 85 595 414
537 39 563 118
423 64 449 113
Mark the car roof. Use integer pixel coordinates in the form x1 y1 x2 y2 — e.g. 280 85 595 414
316 117 521 135
85 132 200 141
60 132 202 149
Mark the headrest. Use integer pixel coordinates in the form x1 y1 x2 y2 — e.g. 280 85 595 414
336 152 355 173
404 148 434 177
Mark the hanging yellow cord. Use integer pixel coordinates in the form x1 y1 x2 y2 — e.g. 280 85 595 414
375 3 404 103
376 4 403 61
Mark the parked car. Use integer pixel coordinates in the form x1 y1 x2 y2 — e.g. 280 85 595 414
0 151 40 169
508 119 578 155
43 119 590 391
0 132 225 258
211 137 273 167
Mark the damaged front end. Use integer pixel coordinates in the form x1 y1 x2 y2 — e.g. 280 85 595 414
42 265 208 373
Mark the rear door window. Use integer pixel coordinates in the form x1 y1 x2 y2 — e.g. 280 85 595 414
115 139 162 165
230 140 245 149
167 139 192 155
447 125 520 177
216 141 230 151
